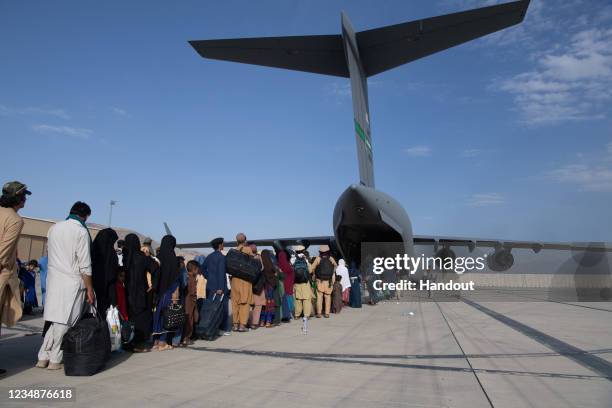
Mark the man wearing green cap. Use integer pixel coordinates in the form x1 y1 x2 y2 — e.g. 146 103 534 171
0 181 31 377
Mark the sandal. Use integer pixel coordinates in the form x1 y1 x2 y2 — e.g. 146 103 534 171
156 344 172 351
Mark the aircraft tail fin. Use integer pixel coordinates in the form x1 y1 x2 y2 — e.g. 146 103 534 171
163 222 173 236
190 0 530 189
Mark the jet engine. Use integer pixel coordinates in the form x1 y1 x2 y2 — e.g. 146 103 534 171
487 248 514 271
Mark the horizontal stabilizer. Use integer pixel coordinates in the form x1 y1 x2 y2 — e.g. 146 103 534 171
189 35 349 77
358 0 530 77
190 1 529 79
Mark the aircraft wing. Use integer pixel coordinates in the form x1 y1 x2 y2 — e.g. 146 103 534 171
176 236 333 249
177 233 611 253
413 235 612 253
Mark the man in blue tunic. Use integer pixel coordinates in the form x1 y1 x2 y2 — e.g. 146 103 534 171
203 237 230 335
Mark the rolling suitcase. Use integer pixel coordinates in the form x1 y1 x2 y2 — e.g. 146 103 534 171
226 249 261 283
196 294 224 340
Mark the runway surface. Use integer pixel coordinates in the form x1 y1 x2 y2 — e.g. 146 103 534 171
1 296 611 407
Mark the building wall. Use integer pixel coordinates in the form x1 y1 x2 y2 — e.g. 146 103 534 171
17 217 101 262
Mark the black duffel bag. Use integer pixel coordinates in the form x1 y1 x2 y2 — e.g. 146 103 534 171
162 303 185 331
61 305 111 376
226 248 261 284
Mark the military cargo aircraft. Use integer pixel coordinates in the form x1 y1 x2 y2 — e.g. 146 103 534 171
180 0 611 272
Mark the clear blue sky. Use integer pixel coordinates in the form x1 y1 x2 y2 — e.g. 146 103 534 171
2 0 611 244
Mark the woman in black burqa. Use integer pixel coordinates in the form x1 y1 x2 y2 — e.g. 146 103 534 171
152 235 181 351
156 235 179 296
123 233 153 352
91 228 119 316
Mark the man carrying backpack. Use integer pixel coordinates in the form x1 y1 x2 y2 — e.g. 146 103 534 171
292 245 312 319
310 245 336 318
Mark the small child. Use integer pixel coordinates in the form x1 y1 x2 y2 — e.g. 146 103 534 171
262 286 276 327
115 267 129 321
181 261 200 345
196 266 207 327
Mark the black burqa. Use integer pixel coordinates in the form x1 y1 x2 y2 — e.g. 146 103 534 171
157 235 179 296
123 233 153 346
91 228 119 315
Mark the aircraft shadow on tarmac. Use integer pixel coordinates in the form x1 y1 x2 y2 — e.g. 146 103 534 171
188 346 612 382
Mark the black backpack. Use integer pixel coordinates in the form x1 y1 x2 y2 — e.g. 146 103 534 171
294 257 310 284
315 257 334 280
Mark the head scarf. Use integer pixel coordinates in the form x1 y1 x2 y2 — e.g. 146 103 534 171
123 234 142 272
261 249 278 288
91 228 119 310
157 235 178 295
336 259 351 291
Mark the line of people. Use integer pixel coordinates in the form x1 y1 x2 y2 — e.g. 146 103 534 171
0 180 364 376
203 234 362 335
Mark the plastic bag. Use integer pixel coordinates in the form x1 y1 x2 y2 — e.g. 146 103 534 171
106 306 122 352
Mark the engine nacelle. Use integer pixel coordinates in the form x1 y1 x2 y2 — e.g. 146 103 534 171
571 242 606 268
487 248 514 271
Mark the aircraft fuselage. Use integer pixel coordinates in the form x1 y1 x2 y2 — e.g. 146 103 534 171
333 184 415 267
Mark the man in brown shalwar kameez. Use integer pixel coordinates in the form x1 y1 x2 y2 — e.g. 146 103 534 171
0 181 30 377
232 233 253 332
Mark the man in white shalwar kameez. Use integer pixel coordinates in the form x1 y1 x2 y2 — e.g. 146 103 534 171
37 202 95 370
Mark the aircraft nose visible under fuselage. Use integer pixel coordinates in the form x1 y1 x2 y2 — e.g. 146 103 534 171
333 184 415 265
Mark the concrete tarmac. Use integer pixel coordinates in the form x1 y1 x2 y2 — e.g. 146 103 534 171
1 298 611 407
